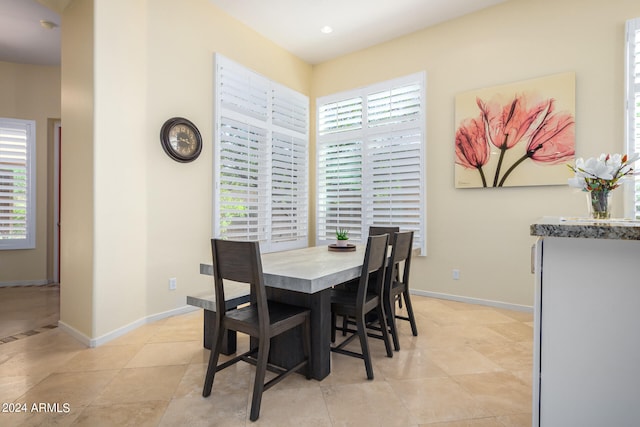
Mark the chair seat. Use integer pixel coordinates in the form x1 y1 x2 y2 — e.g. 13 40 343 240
226 301 310 337
330 289 378 315
389 280 407 295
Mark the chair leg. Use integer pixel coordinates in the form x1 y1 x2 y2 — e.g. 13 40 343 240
249 337 270 421
202 326 225 397
331 312 336 343
356 314 374 380
403 291 418 336
385 296 401 351
376 304 393 358
303 318 312 380
341 314 348 336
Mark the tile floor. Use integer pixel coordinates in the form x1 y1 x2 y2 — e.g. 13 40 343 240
0 287 533 426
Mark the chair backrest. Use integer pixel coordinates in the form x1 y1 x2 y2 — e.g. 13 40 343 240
211 239 268 326
356 233 389 304
385 231 414 291
369 226 400 237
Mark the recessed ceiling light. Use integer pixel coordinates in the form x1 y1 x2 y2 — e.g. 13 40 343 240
320 25 333 34
40 20 58 30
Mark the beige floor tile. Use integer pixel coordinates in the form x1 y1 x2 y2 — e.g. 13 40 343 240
125 340 201 368
0 406 81 427
493 308 534 323
0 348 81 378
174 361 252 399
496 413 532 426
15 370 119 408
453 372 532 416
101 322 163 347
389 377 492 424
420 417 506 426
148 311 203 343
93 365 186 405
486 322 533 343
2 290 537 426
71 401 168 427
470 342 532 373
322 381 418 426
0 374 47 403
375 346 448 380
252 385 331 426
55 344 141 372
428 346 504 376
159 393 248 426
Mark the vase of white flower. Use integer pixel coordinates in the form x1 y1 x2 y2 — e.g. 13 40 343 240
587 189 612 219
568 153 639 219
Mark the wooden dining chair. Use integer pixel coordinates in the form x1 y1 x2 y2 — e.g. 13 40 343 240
382 231 418 351
202 239 311 422
330 234 393 380
338 225 400 331
369 225 400 237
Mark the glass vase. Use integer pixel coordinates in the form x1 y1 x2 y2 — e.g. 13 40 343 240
587 189 612 219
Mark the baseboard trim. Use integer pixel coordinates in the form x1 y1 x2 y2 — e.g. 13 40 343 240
411 289 533 313
0 280 50 287
59 304 200 348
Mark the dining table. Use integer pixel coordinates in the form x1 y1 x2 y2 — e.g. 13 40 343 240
200 244 371 380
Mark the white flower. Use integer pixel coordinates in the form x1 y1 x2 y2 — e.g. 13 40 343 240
567 152 639 191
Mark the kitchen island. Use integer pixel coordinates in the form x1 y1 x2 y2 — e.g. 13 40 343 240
530 217 640 426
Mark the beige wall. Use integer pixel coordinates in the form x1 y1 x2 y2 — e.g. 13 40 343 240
59 0 94 337
0 61 60 284
59 0 312 341
27 0 640 341
312 0 640 307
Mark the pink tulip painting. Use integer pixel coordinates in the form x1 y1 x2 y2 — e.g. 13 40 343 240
454 72 576 188
455 117 490 187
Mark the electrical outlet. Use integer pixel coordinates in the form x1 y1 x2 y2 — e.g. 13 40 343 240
169 277 177 290
452 269 460 280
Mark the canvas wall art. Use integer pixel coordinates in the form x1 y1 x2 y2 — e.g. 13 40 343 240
454 72 576 188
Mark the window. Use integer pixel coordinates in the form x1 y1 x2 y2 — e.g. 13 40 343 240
213 55 309 252
0 118 36 250
316 73 426 254
626 18 640 219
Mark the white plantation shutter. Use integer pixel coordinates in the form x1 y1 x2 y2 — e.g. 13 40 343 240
218 118 269 241
0 118 35 250
214 54 308 252
626 18 640 219
317 73 426 253
317 138 363 242
271 131 308 244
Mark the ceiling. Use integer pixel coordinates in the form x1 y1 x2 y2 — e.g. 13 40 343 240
0 0 61 66
209 0 508 64
0 0 507 66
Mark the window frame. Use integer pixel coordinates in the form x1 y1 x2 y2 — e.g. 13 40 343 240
315 73 427 254
212 54 309 253
0 118 36 250
625 17 640 219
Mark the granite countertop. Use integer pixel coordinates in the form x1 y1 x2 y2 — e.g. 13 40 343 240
530 216 640 240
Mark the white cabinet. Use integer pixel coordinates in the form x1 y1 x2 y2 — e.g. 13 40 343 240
533 236 640 426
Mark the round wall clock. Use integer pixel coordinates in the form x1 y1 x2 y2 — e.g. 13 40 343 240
160 117 203 162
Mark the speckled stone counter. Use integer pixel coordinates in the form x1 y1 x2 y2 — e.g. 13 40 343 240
530 216 640 240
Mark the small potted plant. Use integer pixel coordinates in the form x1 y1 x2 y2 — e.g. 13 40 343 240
336 227 349 247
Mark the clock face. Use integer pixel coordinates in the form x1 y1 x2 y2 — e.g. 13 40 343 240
160 117 202 162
